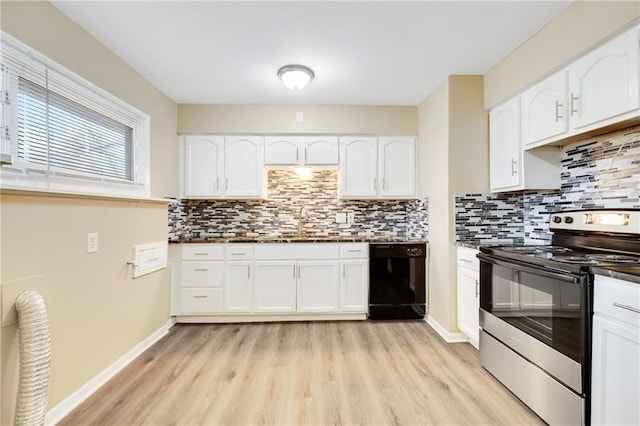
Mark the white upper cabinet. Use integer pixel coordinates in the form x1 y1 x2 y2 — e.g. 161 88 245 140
490 97 561 193
339 136 416 199
521 23 639 149
182 135 264 199
339 137 378 198
264 136 300 165
264 136 339 165
521 70 568 147
378 137 416 198
300 136 339 165
569 25 639 131
183 135 225 197
224 136 264 198
490 98 522 191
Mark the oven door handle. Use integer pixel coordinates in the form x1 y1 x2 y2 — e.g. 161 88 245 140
477 253 583 284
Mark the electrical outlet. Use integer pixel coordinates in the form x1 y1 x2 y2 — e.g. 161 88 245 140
87 232 98 253
335 213 346 224
347 211 355 223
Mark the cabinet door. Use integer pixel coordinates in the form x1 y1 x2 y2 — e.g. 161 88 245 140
457 267 479 348
591 315 640 426
253 261 297 312
224 261 253 312
521 70 567 146
300 136 339 165
569 25 639 130
339 137 378 198
378 137 416 198
264 136 300 165
490 97 522 192
340 259 368 313
224 136 264 198
297 261 339 312
183 135 224 197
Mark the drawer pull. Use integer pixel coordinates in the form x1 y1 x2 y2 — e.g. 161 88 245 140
231 253 246 256
193 295 208 299
459 258 473 263
194 253 209 256
347 249 361 253
193 268 209 272
613 302 640 314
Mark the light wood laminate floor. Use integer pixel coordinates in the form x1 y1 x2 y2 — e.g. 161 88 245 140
60 321 544 425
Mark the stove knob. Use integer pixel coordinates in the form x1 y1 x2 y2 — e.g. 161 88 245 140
553 216 562 223
564 216 574 224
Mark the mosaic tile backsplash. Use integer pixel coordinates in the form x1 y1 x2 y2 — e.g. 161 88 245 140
169 169 428 241
456 124 640 245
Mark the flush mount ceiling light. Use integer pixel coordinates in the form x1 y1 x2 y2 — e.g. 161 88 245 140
277 64 315 91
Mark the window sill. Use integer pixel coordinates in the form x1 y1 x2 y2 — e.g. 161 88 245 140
0 187 171 204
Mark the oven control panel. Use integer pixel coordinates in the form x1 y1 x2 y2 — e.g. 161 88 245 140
549 210 640 234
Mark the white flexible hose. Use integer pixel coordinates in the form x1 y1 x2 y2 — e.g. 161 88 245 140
14 289 52 426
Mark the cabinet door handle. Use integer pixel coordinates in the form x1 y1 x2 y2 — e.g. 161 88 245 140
193 295 208 299
511 159 517 176
297 265 301 279
216 178 219 191
343 265 346 278
247 265 251 279
304 147 308 163
296 148 299 163
613 302 640 314
475 280 479 297
225 177 229 190
570 94 579 116
293 265 296 279
554 100 563 122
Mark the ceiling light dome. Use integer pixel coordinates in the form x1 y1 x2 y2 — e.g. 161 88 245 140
277 64 314 91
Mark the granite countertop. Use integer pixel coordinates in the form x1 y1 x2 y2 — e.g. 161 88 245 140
592 266 640 285
171 236 428 244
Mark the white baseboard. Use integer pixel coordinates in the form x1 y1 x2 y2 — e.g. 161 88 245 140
425 315 470 344
45 318 175 425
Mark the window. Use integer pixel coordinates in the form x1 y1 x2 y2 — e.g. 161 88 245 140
1 32 150 197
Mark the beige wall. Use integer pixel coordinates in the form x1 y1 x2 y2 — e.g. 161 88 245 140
485 0 640 109
0 2 175 423
178 104 418 135
1 194 170 424
1 1 179 198
418 76 488 332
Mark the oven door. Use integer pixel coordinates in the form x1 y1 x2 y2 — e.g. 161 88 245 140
478 254 590 395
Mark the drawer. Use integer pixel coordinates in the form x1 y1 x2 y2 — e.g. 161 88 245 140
254 243 340 260
457 247 479 270
181 288 223 314
181 261 224 287
594 275 640 329
182 244 224 261
225 244 254 259
340 243 368 259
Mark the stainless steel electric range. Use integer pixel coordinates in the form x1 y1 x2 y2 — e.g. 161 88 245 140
478 209 640 426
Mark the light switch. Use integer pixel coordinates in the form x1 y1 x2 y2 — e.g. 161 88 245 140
87 232 98 253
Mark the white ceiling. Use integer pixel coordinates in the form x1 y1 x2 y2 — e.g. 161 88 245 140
51 0 573 106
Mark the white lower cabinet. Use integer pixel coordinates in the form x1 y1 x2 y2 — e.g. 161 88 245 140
591 275 640 426
297 261 339 312
253 261 297 313
171 242 369 321
456 247 479 349
181 288 224 314
224 261 253 312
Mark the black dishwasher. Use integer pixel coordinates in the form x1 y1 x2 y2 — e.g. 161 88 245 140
369 243 426 320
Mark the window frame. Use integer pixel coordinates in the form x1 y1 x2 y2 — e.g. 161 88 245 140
1 32 150 198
